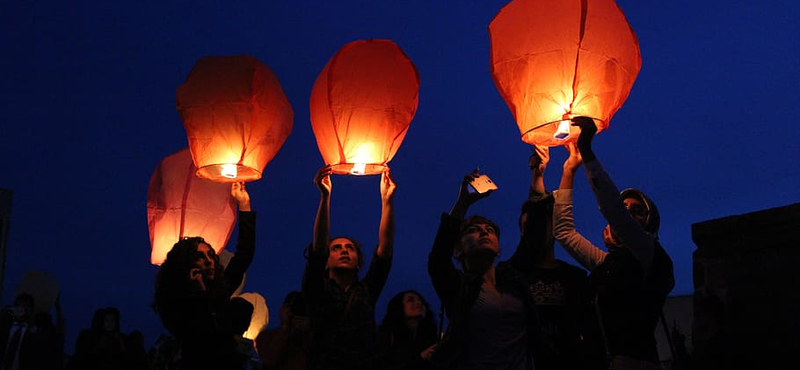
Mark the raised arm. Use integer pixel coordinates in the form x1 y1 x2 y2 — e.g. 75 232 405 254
376 170 396 259
509 146 553 271
571 117 655 271
530 145 549 196
312 166 332 256
225 182 256 292
449 168 492 220
553 142 607 270
231 181 251 212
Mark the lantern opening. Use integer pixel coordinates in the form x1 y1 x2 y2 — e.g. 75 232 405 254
329 163 387 176
221 164 238 179
350 163 366 175
554 120 571 140
520 117 604 146
196 164 262 183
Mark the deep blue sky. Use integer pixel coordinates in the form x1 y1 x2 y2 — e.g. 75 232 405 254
2 0 798 353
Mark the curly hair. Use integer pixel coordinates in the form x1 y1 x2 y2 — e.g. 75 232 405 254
379 290 438 343
152 237 226 332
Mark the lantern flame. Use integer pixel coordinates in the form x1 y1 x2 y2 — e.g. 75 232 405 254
221 164 238 179
350 163 367 176
554 120 571 140
177 56 294 183
490 0 642 146
310 39 419 176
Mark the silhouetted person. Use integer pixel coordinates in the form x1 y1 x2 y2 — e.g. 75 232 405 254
553 117 675 370
152 182 255 370
255 291 310 370
124 330 151 370
512 146 603 370
378 290 441 370
230 297 255 370
1 293 62 370
147 334 180 370
68 307 128 370
303 166 396 370
427 169 544 370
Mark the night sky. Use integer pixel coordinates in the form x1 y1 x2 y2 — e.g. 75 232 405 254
2 0 798 353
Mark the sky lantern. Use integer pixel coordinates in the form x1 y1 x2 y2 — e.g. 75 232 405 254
147 148 236 266
310 39 419 175
176 56 293 182
238 292 269 340
489 0 642 146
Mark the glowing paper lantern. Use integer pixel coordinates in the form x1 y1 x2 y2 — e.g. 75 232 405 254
238 292 269 340
177 56 293 182
310 39 419 175
489 0 642 146
147 148 236 266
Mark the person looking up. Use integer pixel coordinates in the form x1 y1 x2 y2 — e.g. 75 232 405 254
553 117 674 370
428 169 543 370
509 146 602 370
302 165 396 370
152 182 255 370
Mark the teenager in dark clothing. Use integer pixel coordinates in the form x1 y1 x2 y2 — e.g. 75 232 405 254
303 165 396 370
1 293 62 370
511 146 604 370
428 169 544 370
152 182 255 370
554 117 674 370
378 290 440 370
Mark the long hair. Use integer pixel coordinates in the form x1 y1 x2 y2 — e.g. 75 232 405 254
379 290 438 345
152 236 225 332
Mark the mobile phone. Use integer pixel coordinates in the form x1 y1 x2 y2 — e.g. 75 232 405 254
468 174 498 194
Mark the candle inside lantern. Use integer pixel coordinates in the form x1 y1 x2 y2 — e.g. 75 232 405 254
554 120 571 140
221 164 238 179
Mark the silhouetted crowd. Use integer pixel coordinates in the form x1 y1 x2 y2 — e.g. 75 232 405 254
4 120 700 370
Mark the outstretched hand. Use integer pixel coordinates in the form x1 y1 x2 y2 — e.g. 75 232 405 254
231 182 251 211
562 142 583 174
571 116 597 163
314 165 333 197
457 169 492 205
529 145 550 176
380 170 397 201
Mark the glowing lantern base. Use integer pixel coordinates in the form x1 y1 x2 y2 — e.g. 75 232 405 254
331 163 387 176
196 164 262 183
522 117 602 144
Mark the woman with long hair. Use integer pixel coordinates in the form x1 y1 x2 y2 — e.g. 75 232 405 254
379 290 440 370
152 182 255 370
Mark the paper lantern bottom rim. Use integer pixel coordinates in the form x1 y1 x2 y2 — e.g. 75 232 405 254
196 165 262 183
521 117 605 147
330 163 388 176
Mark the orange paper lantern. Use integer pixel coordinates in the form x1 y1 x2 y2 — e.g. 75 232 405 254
177 56 293 182
490 0 641 146
147 148 236 266
310 39 419 175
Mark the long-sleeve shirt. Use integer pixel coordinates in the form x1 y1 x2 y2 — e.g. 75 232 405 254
553 160 674 362
302 246 391 370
